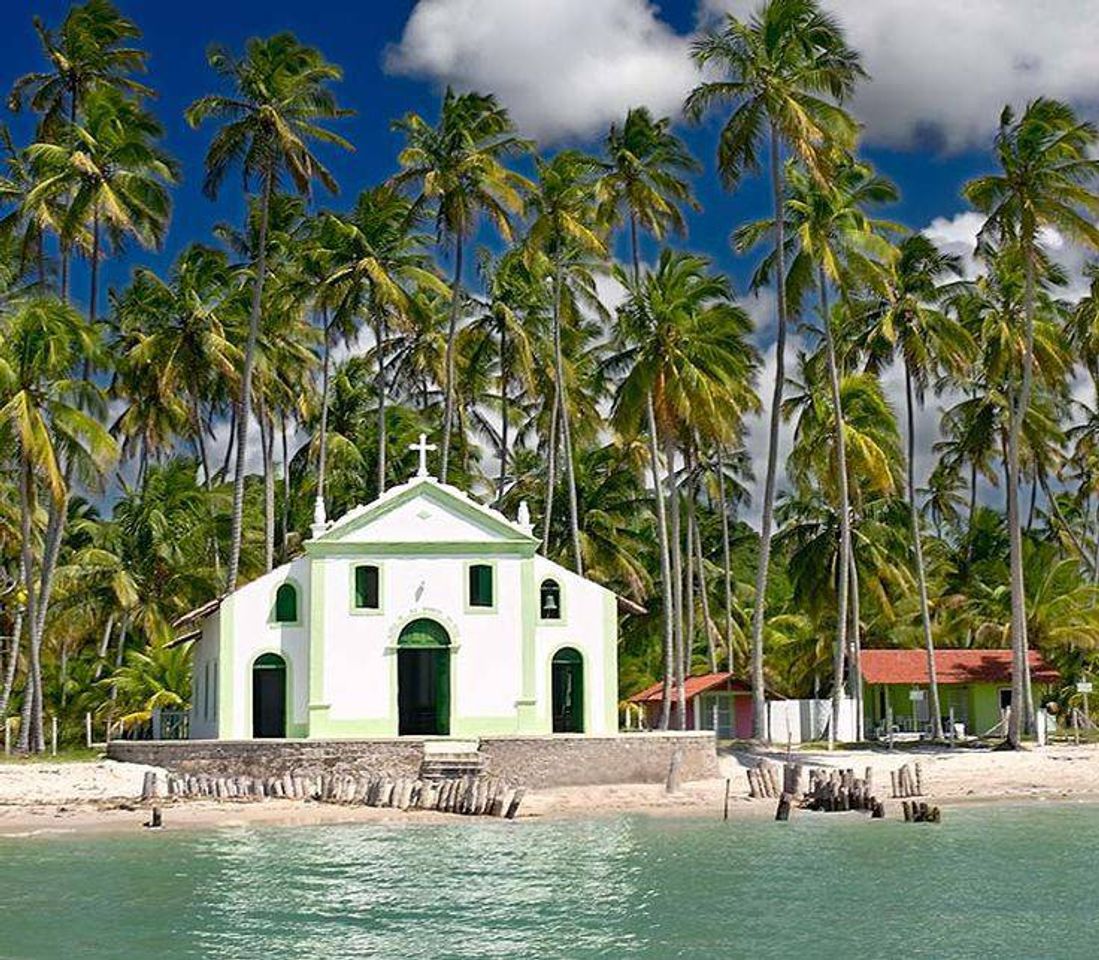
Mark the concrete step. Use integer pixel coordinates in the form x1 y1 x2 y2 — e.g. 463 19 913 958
419 756 485 781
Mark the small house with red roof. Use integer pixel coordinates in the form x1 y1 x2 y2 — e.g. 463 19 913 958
628 672 755 739
861 649 1061 738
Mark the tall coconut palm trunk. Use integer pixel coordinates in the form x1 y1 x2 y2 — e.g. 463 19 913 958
749 125 789 742
440 238 463 483
228 169 273 590
1006 243 1038 746
315 308 331 521
543 386 560 555
715 447 735 673
0 555 27 721
647 395 676 729
846 545 864 739
496 316 509 505
551 255 584 575
261 406 275 573
17 456 43 753
819 270 851 745
376 313 388 496
905 363 944 739
665 435 686 728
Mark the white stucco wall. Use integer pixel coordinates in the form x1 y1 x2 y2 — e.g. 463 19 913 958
221 556 311 739
188 615 220 740
193 478 619 740
533 557 617 735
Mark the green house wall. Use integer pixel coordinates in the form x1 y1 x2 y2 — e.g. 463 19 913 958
865 681 1053 737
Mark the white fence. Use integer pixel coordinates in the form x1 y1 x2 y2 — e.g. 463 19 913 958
767 698 858 745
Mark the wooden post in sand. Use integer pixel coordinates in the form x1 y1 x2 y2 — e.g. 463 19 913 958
50 716 57 756
85 712 92 749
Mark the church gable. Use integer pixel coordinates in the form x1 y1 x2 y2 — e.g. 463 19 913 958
314 479 536 547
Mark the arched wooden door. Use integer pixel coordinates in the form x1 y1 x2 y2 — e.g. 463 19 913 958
252 653 287 739
552 647 584 733
397 619 451 736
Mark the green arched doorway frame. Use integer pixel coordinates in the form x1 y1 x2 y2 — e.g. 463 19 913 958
551 647 584 733
252 652 287 738
397 618 451 736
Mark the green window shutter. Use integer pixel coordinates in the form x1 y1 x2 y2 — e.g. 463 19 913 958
355 565 380 609
274 584 297 623
469 564 493 607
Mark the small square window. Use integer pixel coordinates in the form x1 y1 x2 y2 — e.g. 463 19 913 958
354 565 380 609
469 564 494 608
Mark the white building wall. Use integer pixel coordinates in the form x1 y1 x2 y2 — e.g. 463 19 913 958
533 558 616 735
223 556 311 739
194 479 620 740
322 552 525 725
188 616 220 740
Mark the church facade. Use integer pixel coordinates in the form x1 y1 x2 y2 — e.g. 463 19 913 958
186 444 619 741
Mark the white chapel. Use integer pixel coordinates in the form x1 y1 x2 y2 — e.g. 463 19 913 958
186 436 620 741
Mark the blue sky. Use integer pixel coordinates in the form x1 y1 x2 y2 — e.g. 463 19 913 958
2 0 1095 505
0 0 1017 309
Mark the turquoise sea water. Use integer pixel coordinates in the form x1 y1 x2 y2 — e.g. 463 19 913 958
0 803 1096 959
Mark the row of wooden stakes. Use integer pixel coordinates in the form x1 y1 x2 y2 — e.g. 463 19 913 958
902 800 941 823
890 763 924 798
802 767 885 818
144 771 525 819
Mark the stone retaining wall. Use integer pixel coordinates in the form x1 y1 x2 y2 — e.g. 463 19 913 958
106 732 718 788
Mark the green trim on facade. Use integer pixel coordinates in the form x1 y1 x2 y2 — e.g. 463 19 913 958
546 643 588 734
246 646 302 739
315 478 539 547
537 575 567 626
463 559 499 614
308 557 327 720
217 597 234 738
348 561 384 616
451 715 521 736
267 576 304 627
306 540 536 558
517 557 539 732
603 590 618 732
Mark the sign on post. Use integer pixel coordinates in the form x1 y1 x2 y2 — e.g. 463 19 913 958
1076 681 1093 694
909 689 926 701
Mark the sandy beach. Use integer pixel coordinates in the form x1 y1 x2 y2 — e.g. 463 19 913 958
2 744 1098 836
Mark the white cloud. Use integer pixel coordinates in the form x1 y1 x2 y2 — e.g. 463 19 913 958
704 1 1099 151
385 0 698 142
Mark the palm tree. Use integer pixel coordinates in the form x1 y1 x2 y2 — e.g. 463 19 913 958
324 187 446 498
0 297 115 751
685 0 863 738
186 32 352 590
389 89 530 482
597 107 699 282
27 87 177 335
612 249 760 727
964 99 1099 745
525 151 608 574
9 0 152 299
8 0 151 130
113 245 242 490
781 158 899 737
863 233 971 738
471 249 543 504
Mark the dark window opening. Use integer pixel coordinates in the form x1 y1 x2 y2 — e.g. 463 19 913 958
540 579 561 619
469 564 494 608
274 583 298 623
354 565 380 609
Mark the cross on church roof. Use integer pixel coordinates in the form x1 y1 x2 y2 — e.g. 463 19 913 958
409 433 437 478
